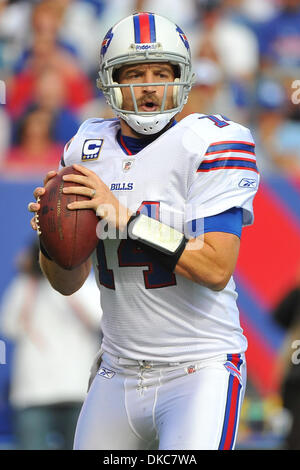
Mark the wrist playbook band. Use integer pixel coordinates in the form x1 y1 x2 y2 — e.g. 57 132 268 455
39 239 53 261
127 214 187 271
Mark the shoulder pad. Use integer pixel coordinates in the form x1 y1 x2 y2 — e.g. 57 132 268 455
181 113 254 144
76 117 120 136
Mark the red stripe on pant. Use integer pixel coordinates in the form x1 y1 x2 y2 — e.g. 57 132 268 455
230 353 242 369
223 376 241 450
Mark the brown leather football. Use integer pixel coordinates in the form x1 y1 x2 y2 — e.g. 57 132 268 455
36 166 99 270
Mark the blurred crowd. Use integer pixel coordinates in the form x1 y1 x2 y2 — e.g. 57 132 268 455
0 0 300 177
0 239 102 449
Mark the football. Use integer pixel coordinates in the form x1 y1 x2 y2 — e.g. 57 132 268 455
36 166 99 270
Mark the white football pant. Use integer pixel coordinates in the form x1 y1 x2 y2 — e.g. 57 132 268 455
74 351 246 450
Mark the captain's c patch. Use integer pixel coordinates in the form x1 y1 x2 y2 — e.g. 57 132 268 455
82 139 103 161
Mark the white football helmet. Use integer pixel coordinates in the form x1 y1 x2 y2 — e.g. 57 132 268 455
97 12 195 135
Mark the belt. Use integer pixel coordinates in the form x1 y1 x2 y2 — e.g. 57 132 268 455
115 356 181 368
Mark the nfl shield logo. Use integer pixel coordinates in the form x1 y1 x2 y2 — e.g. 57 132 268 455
122 159 134 172
187 365 196 374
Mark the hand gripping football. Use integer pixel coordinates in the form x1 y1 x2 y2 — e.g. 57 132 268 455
36 166 99 270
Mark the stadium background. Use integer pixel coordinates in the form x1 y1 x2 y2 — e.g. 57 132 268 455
1 0 300 450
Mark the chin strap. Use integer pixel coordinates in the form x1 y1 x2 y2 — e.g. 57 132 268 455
119 111 177 135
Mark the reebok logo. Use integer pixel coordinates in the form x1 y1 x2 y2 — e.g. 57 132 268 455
238 178 257 189
98 367 115 379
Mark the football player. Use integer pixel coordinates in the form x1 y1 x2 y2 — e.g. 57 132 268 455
28 12 259 450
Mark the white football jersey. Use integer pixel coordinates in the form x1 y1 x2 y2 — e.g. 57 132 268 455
61 113 259 362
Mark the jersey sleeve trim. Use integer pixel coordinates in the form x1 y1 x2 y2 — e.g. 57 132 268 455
198 140 258 173
204 141 255 156
186 207 243 239
197 158 259 173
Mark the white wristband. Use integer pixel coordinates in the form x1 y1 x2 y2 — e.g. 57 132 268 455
128 214 185 255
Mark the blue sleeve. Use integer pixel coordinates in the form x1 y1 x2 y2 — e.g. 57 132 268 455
187 207 243 239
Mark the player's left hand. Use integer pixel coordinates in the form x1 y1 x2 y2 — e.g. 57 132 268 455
62 164 132 231
28 170 58 232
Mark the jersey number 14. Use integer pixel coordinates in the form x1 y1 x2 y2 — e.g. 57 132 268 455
96 202 177 289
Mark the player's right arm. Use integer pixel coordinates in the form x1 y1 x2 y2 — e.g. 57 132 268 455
28 171 92 296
